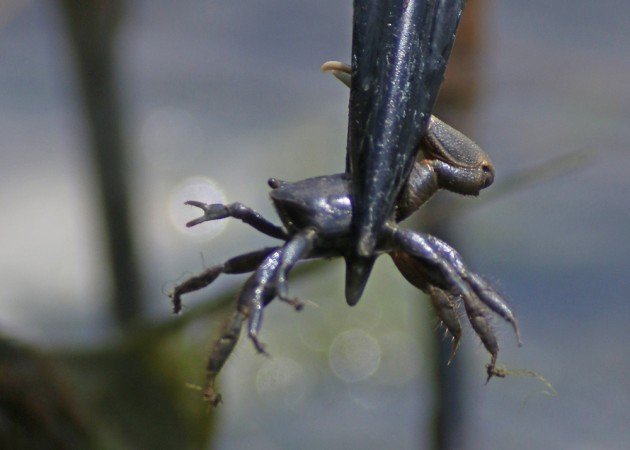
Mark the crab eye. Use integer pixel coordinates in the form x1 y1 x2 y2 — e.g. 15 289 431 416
481 163 495 188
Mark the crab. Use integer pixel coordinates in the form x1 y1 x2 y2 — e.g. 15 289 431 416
170 63 521 406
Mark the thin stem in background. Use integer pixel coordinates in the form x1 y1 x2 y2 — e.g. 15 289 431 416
58 0 143 328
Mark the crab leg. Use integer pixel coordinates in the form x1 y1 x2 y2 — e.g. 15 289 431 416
204 230 317 405
242 229 318 351
460 288 499 376
425 235 521 345
185 201 288 239
387 225 502 370
390 250 463 362
239 251 282 355
169 247 279 313
387 226 479 306
273 228 317 305
204 309 246 406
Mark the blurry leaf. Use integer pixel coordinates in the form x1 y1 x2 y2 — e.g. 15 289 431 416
0 233 333 448
0 336 92 449
56 338 214 450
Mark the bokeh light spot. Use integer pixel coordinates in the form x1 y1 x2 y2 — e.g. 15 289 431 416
255 356 307 408
329 329 381 382
168 177 226 238
374 331 421 386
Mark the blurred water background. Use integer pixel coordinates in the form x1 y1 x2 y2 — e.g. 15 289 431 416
0 1 628 449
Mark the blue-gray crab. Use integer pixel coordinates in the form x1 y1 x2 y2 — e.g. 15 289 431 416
170 0 521 405
170 64 520 405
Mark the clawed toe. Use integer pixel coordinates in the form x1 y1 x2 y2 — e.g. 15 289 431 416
276 282 305 311
249 333 269 356
203 385 223 407
279 295 305 311
184 200 208 209
185 202 227 227
447 335 461 366
485 354 505 384
428 287 462 365
170 292 183 314
465 273 522 346
169 265 224 313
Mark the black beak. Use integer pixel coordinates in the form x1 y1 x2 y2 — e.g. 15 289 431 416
344 255 376 306
345 0 466 304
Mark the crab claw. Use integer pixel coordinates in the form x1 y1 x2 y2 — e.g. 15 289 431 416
184 201 229 227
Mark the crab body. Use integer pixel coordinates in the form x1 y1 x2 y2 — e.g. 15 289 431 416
270 174 352 240
170 117 520 405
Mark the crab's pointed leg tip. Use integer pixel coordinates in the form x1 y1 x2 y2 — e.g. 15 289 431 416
485 366 494 384
281 296 305 311
513 322 523 347
446 339 461 366
185 218 204 228
258 343 271 358
484 353 499 384
293 302 304 312
205 391 222 407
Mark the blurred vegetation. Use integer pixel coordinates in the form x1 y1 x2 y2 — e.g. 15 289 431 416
0 2 220 448
58 0 142 328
